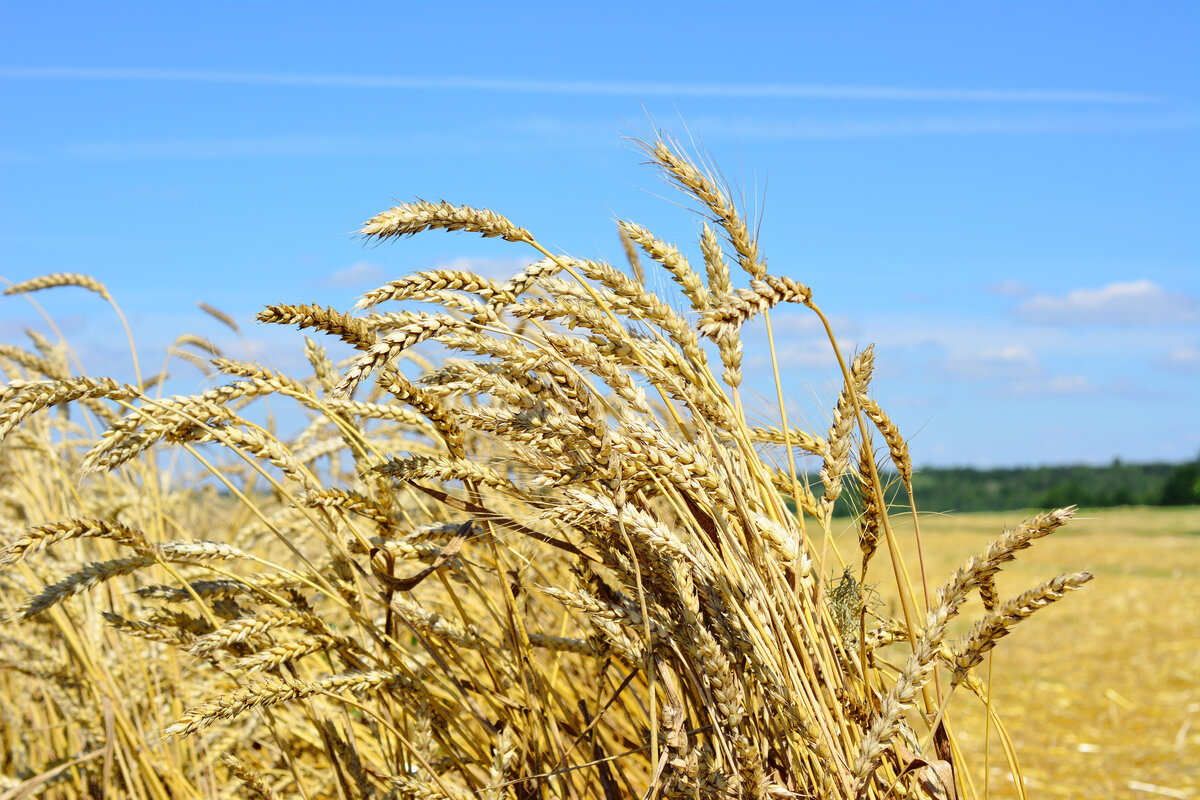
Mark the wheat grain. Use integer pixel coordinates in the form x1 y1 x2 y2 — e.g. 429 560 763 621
234 634 351 673
222 754 280 800
4 272 112 301
17 556 156 619
952 570 1094 680
698 275 813 341
619 220 710 310
189 607 325 656
197 301 240 333
0 344 68 381
0 378 140 442
0 518 152 567
102 612 197 646
859 396 912 486
356 270 512 310
360 201 534 244
257 303 377 348
857 447 882 570
646 140 764 279
165 670 410 737
376 454 518 493
334 315 462 398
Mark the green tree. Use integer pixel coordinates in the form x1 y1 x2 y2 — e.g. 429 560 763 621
1161 458 1200 505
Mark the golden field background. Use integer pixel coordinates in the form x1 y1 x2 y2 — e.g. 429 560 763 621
840 505 1200 799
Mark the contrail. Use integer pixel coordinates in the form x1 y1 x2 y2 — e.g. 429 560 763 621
0 66 1157 103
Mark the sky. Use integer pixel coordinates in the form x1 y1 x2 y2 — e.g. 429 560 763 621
1 2 1197 468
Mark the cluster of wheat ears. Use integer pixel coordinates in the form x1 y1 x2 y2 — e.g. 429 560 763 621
0 137 1091 800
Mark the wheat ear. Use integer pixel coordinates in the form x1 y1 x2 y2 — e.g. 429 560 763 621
360 200 534 243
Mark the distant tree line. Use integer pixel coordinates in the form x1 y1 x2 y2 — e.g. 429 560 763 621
819 455 1200 516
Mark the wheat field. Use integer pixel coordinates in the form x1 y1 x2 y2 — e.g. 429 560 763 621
0 136 1128 799
827 506 1200 798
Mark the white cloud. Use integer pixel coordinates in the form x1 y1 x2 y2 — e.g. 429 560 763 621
1016 280 1200 325
1011 374 1098 396
0 67 1156 103
307 256 534 294
315 261 385 288
746 344 840 372
940 345 1041 380
1156 345 1200 374
759 309 857 338
986 280 1033 297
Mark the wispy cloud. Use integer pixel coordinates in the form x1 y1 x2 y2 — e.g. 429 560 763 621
313 261 385 288
58 132 521 160
66 136 380 160
1015 280 1200 325
745 344 840 372
506 112 1200 148
684 113 1200 140
25 110 1198 164
938 345 1041 380
758 309 857 338
986 280 1033 297
1011 374 1098 396
1155 345 1200 374
0 66 1159 104
308 255 536 292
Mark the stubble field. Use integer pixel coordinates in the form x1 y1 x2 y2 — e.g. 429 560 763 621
847 505 1200 799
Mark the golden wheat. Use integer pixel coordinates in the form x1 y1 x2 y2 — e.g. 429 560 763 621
0 135 1094 800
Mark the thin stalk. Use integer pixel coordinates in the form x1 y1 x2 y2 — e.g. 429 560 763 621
763 307 809 542
804 299 934 719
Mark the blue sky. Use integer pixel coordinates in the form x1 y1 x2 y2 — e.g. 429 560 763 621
1 2 1197 468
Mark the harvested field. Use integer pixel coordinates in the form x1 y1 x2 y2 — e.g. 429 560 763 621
831 506 1200 799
